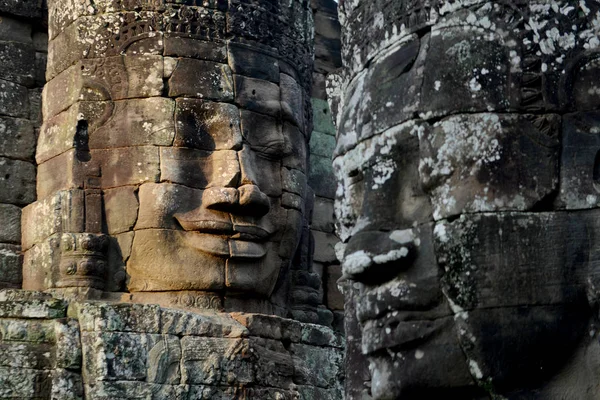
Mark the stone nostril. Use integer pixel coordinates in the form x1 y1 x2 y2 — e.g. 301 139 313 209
238 184 270 216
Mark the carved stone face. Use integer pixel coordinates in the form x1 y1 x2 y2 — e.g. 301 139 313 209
336 1 600 398
105 54 310 299
125 91 308 298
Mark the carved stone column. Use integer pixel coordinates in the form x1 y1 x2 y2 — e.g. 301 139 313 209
335 1 600 399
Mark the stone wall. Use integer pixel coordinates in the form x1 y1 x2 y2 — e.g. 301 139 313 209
308 0 344 332
0 0 46 289
0 290 344 399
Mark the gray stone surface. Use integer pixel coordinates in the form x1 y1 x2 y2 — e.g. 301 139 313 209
336 1 600 399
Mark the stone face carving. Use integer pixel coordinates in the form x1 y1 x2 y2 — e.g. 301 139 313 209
23 0 315 314
335 1 600 398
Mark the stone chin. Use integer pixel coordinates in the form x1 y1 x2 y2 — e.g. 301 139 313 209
127 229 289 298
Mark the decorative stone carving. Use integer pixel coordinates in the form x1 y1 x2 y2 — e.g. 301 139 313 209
335 1 600 399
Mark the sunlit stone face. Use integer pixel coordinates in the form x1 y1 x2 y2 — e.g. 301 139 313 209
26 0 314 310
103 50 311 300
125 87 308 298
336 1 600 398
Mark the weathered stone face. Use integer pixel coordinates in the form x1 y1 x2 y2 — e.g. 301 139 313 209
24 0 315 312
335 1 600 398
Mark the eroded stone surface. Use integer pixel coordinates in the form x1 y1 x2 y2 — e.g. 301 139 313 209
336 1 600 399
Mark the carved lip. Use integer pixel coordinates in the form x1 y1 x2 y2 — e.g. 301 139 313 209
355 276 446 323
184 232 268 260
361 316 451 355
176 218 272 241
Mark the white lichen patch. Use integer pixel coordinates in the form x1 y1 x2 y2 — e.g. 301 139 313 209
468 359 484 379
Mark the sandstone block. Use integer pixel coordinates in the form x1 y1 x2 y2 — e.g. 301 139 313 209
164 36 227 62
309 154 336 200
0 80 29 119
36 151 99 200
558 111 600 209
291 343 342 388
0 204 20 243
89 98 175 149
174 99 242 151
0 318 55 343
0 157 35 205
44 55 164 119
0 41 35 86
234 74 281 117
51 369 83 400
282 167 307 197
28 88 42 127
240 110 285 156
251 337 294 389
0 243 21 287
433 212 597 311
280 73 305 131
0 15 33 44
228 41 280 83
419 113 560 220
230 313 282 340
22 235 62 291
0 296 67 319
282 192 304 212
311 197 334 233
0 366 49 399
54 319 82 369
180 337 253 385
136 183 208 230
421 27 513 118
0 117 36 160
73 302 161 333
311 98 336 136
81 331 150 381
0 0 41 19
283 122 308 171
22 190 85 250
94 146 160 189
0 341 53 369
309 130 335 161
160 147 239 190
312 231 339 264
238 145 282 197
169 58 233 101
103 186 139 235
337 36 423 149
325 264 344 311
161 309 248 338
37 102 105 164
47 13 164 79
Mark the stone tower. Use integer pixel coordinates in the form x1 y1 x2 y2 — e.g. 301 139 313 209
0 0 344 398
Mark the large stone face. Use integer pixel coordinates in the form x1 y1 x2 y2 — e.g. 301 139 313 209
335 1 600 399
25 0 318 318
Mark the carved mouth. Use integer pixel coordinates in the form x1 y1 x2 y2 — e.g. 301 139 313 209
355 276 447 323
356 277 453 354
361 315 452 354
175 215 272 239
183 232 268 259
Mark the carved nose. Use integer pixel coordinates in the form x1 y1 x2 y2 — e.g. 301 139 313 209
203 185 270 217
